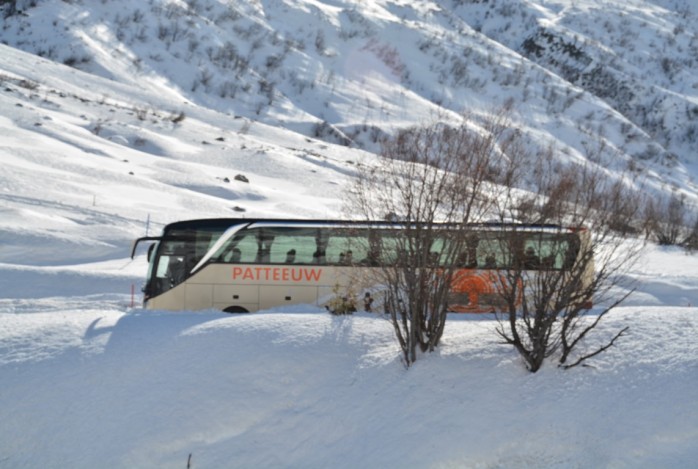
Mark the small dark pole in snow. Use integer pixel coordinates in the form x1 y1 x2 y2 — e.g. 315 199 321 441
130 284 135 308
187 453 192 468
145 213 150 236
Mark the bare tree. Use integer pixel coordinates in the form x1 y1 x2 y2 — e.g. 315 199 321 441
348 107 645 370
348 110 514 365
492 153 645 372
644 193 689 246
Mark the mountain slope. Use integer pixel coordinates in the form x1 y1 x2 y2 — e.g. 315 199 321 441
0 43 363 269
1 0 697 270
2 0 697 194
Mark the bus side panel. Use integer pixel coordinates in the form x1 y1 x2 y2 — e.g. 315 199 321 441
184 283 214 310
146 285 185 311
209 263 336 312
259 285 320 310
191 264 232 284
213 284 260 311
449 269 503 313
186 265 261 311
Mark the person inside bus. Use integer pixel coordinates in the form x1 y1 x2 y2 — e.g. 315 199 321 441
459 235 480 268
360 251 379 266
285 249 296 264
340 250 353 265
429 251 440 266
484 253 497 269
541 254 555 269
523 246 540 269
167 256 187 287
230 248 241 263
456 250 477 268
312 249 326 264
184 254 200 276
256 248 271 263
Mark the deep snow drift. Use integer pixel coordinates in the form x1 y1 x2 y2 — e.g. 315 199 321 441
1 298 697 468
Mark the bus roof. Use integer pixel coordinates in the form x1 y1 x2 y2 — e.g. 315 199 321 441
159 218 583 233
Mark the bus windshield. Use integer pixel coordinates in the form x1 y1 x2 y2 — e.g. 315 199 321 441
145 221 232 298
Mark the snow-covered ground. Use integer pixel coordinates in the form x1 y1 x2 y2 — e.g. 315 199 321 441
1 1 698 466
1 268 697 468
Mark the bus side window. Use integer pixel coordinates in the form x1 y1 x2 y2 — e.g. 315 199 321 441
229 235 257 263
266 229 317 264
254 232 274 263
362 231 380 266
290 235 317 264
325 231 370 266
534 234 572 270
153 255 172 292
377 231 401 265
312 230 329 264
477 236 505 269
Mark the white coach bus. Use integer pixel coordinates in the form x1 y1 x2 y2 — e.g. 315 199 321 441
131 218 590 313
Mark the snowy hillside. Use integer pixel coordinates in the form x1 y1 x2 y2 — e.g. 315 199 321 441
2 0 698 194
1 1 698 468
2 0 697 261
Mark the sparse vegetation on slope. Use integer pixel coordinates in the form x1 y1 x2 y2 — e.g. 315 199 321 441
0 0 695 205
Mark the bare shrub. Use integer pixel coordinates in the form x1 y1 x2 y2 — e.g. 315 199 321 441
348 110 515 365
493 153 645 371
644 193 689 246
325 283 357 315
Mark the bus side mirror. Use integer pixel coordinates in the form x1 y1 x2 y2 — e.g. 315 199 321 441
130 236 162 259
